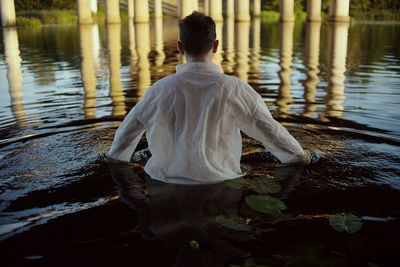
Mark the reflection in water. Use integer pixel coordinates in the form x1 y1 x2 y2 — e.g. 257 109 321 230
154 17 166 68
110 164 248 266
106 23 126 117
212 21 224 69
303 22 321 117
128 19 138 79
223 17 235 73
135 22 151 98
2 27 25 124
235 21 250 82
325 22 349 118
250 17 261 81
79 25 96 119
91 24 102 76
277 22 294 113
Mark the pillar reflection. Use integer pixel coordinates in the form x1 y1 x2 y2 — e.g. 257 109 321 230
135 22 151 99
212 21 223 70
128 19 138 75
3 27 25 124
277 22 294 113
324 22 349 118
250 16 261 81
106 23 126 117
79 24 97 119
154 17 166 68
223 16 235 73
235 21 250 82
303 22 321 117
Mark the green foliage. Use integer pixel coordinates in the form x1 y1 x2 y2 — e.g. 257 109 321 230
16 16 42 27
15 0 76 12
17 10 77 25
215 215 252 231
329 214 363 233
225 177 281 194
246 195 287 214
189 240 199 250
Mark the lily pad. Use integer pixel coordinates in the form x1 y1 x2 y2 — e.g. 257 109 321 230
215 215 252 231
245 195 287 214
329 214 363 233
242 177 281 194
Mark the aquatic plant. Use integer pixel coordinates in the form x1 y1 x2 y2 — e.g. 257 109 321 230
329 213 363 233
215 215 252 232
245 195 287 214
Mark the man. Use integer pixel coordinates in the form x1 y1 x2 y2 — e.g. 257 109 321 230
108 12 310 183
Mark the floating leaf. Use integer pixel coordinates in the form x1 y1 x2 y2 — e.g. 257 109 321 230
189 240 199 249
242 177 281 194
216 215 252 231
246 195 287 214
329 214 363 233
224 178 246 190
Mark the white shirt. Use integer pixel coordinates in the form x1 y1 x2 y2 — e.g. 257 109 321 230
108 62 305 183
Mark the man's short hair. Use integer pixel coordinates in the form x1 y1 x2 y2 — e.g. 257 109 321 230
179 11 216 57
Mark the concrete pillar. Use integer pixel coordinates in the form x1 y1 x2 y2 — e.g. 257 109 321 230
325 22 349 117
303 22 321 116
135 22 151 98
0 0 16 27
253 0 261 17
226 0 234 18
91 0 98 14
224 16 235 73
79 24 97 119
105 0 121 24
77 0 93 24
180 0 197 19
328 0 350 22
235 0 250 21
154 17 166 67
204 0 209 16
280 0 295 22
128 0 134 20
135 0 150 23
277 22 294 113
209 0 223 22
307 0 321 22
3 27 25 123
106 23 126 117
235 21 250 82
154 0 163 18
212 21 223 69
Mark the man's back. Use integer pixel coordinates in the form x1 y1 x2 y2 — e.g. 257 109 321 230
108 62 306 183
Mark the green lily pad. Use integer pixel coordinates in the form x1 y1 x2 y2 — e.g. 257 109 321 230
242 177 281 194
225 177 281 194
245 195 287 214
329 214 363 233
189 240 199 249
215 215 252 231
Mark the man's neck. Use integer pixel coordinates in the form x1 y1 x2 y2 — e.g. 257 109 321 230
185 52 213 63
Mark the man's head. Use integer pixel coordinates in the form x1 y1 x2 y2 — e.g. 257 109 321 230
178 11 218 59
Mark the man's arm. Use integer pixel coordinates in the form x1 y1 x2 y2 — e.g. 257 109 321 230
235 83 307 164
108 106 146 162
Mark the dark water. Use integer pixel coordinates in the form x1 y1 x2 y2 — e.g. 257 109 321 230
0 18 400 266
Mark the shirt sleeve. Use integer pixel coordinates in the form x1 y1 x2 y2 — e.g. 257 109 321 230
107 105 146 162
234 82 306 164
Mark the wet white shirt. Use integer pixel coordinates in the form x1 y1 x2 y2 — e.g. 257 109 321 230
108 62 305 183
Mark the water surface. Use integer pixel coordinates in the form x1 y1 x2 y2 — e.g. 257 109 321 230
0 18 399 266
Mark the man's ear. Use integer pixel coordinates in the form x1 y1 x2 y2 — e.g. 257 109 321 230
177 41 185 55
212 40 219 53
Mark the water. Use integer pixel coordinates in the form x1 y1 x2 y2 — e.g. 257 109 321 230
0 18 399 266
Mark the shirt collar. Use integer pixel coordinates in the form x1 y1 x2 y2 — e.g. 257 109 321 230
176 62 222 74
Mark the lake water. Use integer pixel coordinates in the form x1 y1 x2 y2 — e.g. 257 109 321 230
0 18 400 266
